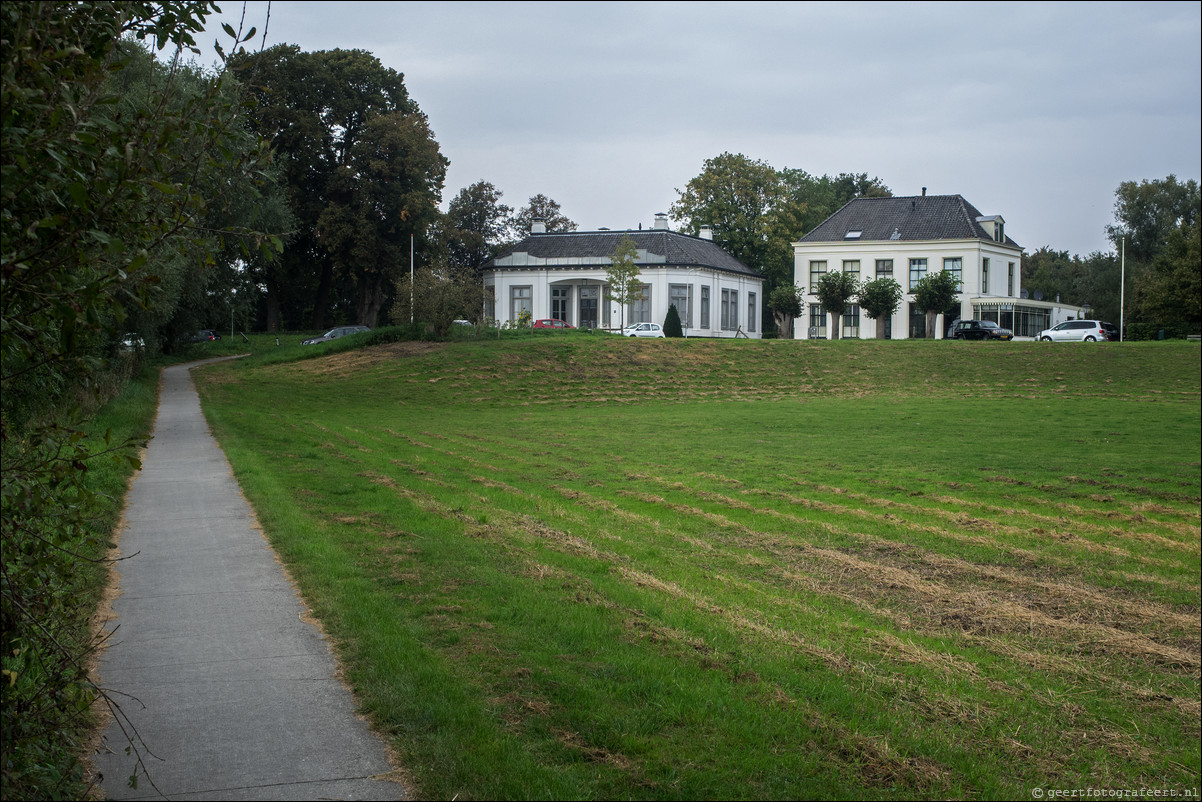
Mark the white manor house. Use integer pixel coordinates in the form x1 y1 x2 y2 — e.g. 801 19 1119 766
485 214 765 337
792 193 1084 339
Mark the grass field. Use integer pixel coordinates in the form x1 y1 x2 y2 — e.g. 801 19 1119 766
192 335 1201 800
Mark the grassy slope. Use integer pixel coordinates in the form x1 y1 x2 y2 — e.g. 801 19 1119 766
194 336 1200 800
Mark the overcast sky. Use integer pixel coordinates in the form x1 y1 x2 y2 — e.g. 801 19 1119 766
191 1 1201 258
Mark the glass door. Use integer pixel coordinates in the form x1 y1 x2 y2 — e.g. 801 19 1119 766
579 285 598 329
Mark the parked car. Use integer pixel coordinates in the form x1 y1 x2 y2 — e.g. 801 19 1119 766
1100 322 1120 341
119 333 145 351
188 329 221 343
301 325 371 345
533 318 574 329
948 319 1013 341
1037 320 1112 342
621 322 665 338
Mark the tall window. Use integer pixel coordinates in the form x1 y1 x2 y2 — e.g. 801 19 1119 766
982 258 991 294
943 257 962 287
1008 262 1015 296
843 259 861 279
809 260 827 290
511 286 532 323
551 286 570 322
700 286 710 328
669 284 692 328
631 285 651 323
875 259 893 278
909 258 927 290
909 302 926 338
809 304 826 338
842 304 860 339
721 288 739 330
747 292 756 333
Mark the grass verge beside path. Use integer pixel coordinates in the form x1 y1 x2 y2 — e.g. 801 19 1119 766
194 338 1201 800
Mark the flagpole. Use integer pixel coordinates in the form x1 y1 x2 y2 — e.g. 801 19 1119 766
1119 237 1125 342
410 233 415 325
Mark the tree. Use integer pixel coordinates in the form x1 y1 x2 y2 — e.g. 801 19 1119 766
392 268 482 337
1104 177 1201 332
767 284 805 339
857 278 904 339
814 271 861 340
664 304 684 337
438 181 512 280
509 193 577 239
605 236 643 331
1106 175 1200 263
911 270 961 338
670 152 781 278
230 46 447 329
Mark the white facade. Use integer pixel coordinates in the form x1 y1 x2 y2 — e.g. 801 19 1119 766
486 267 762 337
792 206 1085 339
484 220 764 338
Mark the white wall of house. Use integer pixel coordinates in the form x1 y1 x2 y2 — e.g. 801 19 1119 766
485 266 762 338
792 238 1027 339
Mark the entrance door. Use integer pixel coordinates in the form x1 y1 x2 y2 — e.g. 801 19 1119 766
579 286 598 329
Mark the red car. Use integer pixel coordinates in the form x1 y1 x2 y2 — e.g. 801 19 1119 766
533 318 574 329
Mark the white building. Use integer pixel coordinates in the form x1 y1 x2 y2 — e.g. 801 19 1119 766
484 214 764 337
792 193 1085 339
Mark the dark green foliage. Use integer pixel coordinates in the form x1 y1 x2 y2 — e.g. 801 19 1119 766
911 269 961 339
228 45 447 329
767 284 805 339
858 278 904 339
664 304 684 337
814 271 861 340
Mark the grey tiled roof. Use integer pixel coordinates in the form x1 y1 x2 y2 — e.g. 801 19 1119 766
487 229 762 278
799 195 1022 249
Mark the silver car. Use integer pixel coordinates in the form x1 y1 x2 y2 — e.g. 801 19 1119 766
301 325 371 345
1037 320 1111 342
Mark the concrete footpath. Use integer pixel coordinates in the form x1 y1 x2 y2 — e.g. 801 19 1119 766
93 358 405 801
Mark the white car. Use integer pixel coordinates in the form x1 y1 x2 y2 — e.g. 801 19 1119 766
621 322 665 338
1037 320 1112 342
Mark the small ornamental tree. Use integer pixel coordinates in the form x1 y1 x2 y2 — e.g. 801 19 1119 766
664 304 684 337
605 235 643 330
857 277 904 339
814 271 861 340
768 284 805 338
912 270 961 338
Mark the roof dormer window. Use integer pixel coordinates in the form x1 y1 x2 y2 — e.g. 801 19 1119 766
844 229 862 240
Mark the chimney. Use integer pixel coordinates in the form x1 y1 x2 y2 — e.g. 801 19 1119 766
699 225 713 241
652 212 669 230
922 187 927 196
531 219 546 234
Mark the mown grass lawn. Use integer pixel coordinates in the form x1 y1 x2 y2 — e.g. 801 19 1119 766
194 336 1200 800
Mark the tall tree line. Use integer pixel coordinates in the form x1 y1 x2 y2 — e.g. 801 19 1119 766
1024 176 1199 334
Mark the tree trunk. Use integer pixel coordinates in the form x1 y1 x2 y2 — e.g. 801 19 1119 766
925 310 938 339
312 257 333 330
828 311 840 340
264 265 280 333
356 275 386 328
875 317 887 339
773 311 794 339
